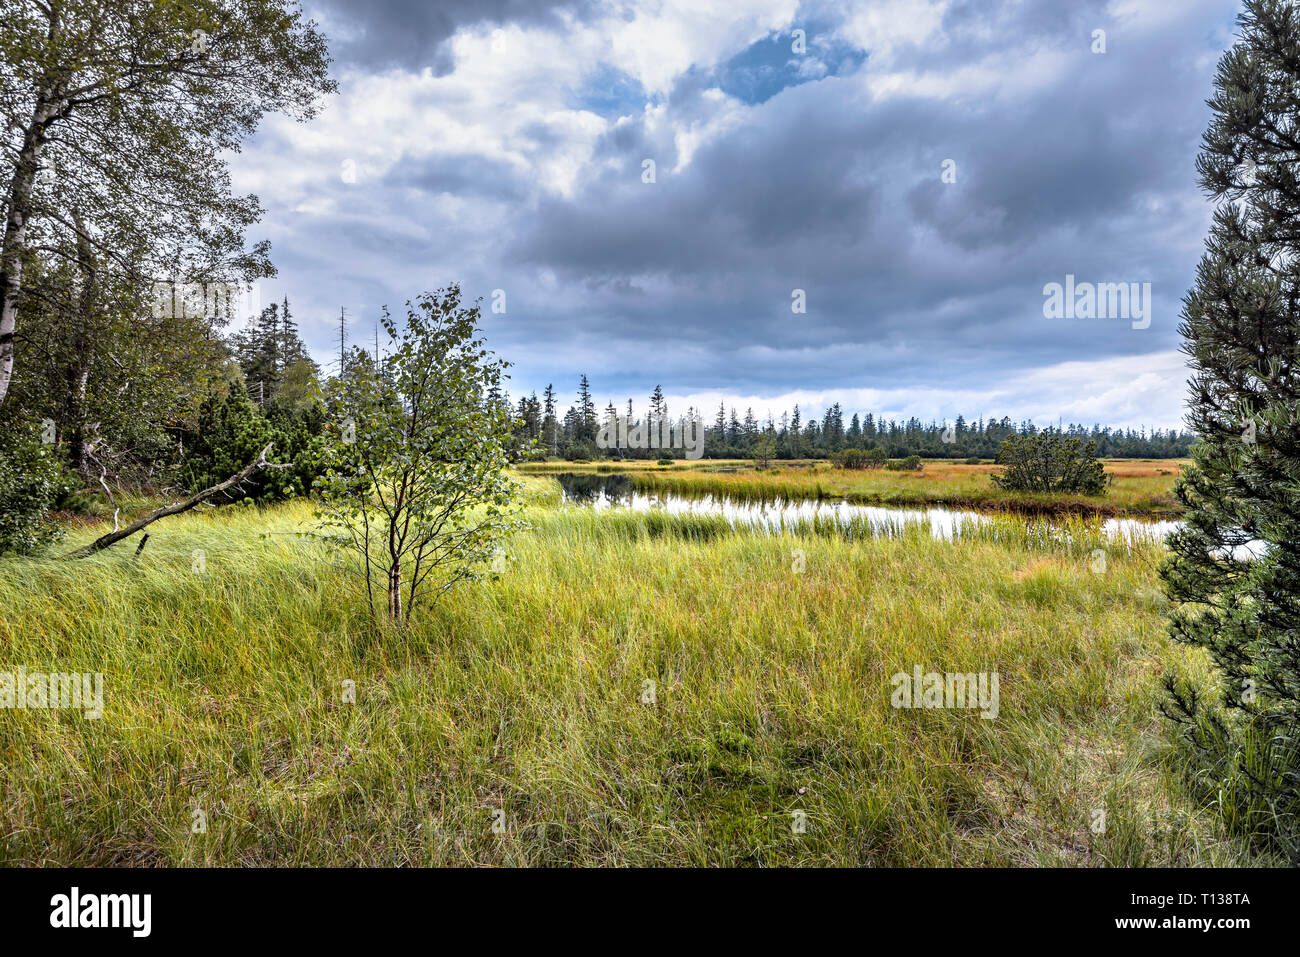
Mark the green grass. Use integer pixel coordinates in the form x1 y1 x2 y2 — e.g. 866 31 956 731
0 491 1272 866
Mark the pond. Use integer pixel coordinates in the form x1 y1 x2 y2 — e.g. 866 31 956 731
552 472 1182 545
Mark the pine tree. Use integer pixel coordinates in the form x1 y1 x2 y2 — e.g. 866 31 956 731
576 375 597 441
1159 0 1300 859
604 401 618 442
279 296 311 368
526 392 542 440
821 402 844 452
847 413 862 445
649 385 667 427
542 383 558 457
229 297 317 406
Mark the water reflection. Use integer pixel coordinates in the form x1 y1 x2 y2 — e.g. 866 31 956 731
555 472 633 505
554 473 1175 544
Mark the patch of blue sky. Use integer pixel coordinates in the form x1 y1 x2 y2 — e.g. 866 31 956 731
714 27 866 105
575 64 653 118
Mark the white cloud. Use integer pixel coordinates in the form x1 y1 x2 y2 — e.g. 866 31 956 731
657 350 1191 431
225 0 1228 435
605 0 800 94
837 0 950 66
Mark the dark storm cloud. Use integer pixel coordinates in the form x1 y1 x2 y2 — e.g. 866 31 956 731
306 0 598 72
495 0 1236 402
245 0 1244 427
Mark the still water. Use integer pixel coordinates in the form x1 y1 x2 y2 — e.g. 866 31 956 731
553 473 1182 545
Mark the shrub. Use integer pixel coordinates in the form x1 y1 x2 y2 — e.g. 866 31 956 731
831 447 867 469
990 430 1108 494
180 373 326 504
656 457 673 466
885 455 923 471
0 414 70 555
965 456 982 465
831 447 886 469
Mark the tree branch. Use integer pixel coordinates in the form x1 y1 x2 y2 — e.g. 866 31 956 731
64 442 287 558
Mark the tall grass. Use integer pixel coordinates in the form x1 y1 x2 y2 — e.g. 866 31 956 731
530 460 1185 517
0 497 1271 866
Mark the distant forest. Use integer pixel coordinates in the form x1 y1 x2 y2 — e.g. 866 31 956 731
503 376 1196 461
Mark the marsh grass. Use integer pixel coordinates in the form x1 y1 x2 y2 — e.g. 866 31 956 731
523 459 1185 517
0 490 1272 866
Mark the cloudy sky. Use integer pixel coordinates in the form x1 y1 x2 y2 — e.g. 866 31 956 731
230 0 1243 431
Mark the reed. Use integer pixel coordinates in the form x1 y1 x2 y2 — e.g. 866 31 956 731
0 494 1270 866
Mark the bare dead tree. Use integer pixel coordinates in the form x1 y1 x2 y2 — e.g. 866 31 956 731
64 442 287 558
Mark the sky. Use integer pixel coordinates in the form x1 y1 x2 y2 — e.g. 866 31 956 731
228 0 1245 431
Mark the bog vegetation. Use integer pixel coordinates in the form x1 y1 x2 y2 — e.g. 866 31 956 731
990 431 1110 496
0 491 1282 867
0 0 1297 869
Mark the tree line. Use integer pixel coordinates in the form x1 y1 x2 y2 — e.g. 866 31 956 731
504 378 1196 461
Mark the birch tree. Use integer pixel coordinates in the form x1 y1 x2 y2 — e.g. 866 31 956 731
316 287 526 623
0 0 336 405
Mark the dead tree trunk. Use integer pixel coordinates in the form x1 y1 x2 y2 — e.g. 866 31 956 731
65 443 285 558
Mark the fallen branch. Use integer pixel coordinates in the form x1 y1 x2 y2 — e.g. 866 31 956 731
65 443 288 559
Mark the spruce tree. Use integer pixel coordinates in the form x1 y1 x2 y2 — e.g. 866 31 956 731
1159 0 1300 859
649 385 667 425
576 375 597 441
542 383 557 457
279 296 311 368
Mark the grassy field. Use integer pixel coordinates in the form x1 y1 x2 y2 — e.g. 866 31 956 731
518 458 1187 517
0 477 1272 866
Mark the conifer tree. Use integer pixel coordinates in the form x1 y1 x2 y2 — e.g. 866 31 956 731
1160 0 1300 859
576 375 597 441
649 385 666 425
542 383 558 457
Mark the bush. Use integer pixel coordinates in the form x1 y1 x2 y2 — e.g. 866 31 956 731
831 447 867 469
885 455 923 471
965 456 982 465
180 372 325 504
831 447 886 469
0 414 71 555
990 430 1108 494
656 457 674 466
